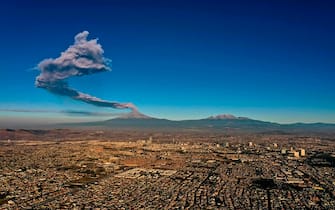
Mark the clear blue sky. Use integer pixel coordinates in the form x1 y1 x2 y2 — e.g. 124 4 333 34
0 0 335 123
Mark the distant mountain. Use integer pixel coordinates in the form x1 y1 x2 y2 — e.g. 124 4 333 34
116 110 152 119
207 114 249 120
58 113 335 134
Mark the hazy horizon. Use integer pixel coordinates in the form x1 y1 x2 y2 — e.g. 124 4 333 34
1 108 335 129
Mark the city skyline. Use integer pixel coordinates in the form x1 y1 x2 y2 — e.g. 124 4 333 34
1 0 335 124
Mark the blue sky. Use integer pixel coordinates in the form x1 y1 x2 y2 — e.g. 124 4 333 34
0 0 335 124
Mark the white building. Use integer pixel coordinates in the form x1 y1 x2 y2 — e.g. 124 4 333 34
300 149 306 156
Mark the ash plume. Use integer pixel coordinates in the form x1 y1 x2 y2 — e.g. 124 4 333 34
0 108 123 117
35 31 137 112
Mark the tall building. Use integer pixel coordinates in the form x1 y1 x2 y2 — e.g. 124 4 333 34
147 136 153 144
300 149 306 156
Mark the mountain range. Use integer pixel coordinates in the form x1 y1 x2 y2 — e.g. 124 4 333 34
61 111 335 134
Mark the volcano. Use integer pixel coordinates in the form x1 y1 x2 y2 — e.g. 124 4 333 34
117 110 153 119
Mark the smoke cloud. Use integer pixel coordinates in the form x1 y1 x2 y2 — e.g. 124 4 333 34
0 108 122 117
35 31 137 111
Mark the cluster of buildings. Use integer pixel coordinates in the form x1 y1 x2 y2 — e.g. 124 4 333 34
0 132 334 209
